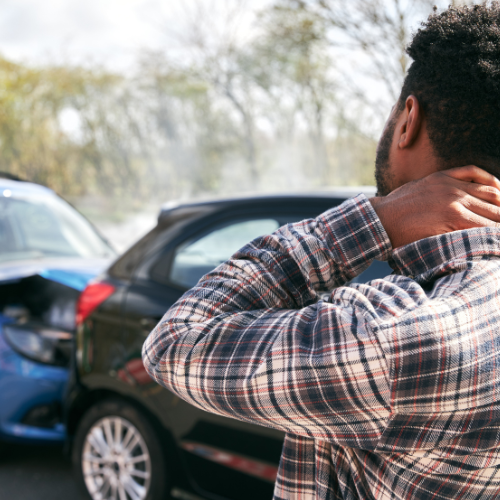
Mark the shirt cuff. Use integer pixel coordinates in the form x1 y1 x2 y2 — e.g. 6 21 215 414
319 193 392 279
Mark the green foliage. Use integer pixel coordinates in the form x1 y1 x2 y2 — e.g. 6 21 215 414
0 57 127 196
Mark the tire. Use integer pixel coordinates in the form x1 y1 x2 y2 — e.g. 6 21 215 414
73 399 169 500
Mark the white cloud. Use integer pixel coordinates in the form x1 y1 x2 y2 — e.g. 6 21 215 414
0 0 268 69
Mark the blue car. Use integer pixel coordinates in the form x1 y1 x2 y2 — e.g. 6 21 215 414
0 174 115 444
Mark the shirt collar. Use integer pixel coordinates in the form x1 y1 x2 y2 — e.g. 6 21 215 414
389 227 500 282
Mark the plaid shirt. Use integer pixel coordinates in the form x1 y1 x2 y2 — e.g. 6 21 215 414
143 194 500 499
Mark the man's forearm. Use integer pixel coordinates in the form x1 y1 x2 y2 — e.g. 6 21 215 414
370 166 500 248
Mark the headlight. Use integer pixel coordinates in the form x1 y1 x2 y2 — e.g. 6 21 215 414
3 324 73 367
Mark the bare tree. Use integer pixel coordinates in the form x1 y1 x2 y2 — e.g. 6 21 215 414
279 0 479 115
248 5 337 183
168 0 261 187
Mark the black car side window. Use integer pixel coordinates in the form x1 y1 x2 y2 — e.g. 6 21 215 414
170 218 280 289
153 218 280 289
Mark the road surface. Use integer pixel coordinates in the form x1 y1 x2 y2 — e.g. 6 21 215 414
0 442 87 499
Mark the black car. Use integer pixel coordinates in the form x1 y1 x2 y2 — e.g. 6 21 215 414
67 190 391 500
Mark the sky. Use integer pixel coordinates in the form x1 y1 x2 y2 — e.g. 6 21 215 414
0 0 269 70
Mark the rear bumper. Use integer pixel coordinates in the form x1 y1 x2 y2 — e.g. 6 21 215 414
0 329 68 444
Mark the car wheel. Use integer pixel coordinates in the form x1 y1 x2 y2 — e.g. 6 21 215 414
73 399 169 500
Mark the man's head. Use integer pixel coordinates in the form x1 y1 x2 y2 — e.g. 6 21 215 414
375 2 500 196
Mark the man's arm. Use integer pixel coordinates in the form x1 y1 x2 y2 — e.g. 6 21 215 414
371 166 500 248
142 166 500 447
142 195 394 449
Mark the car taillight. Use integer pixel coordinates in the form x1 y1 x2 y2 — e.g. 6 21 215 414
76 282 115 326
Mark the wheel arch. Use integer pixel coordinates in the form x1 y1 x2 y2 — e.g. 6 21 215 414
67 387 186 485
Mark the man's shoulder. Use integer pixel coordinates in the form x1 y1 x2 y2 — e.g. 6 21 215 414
330 256 500 324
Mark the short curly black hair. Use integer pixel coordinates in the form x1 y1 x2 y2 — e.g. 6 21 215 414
399 2 500 174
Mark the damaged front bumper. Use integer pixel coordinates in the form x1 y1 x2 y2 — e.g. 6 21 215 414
0 318 67 443
0 258 108 444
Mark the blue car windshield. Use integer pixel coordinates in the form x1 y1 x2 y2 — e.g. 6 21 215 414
0 192 114 263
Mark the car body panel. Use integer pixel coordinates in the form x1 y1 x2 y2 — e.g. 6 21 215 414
0 322 67 443
0 257 109 286
0 178 53 198
0 263 111 444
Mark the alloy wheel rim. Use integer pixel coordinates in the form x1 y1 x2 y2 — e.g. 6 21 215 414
82 416 152 500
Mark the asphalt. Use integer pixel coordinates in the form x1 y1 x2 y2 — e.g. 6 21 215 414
0 442 87 499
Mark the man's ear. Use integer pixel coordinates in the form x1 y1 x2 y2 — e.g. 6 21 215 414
397 95 422 149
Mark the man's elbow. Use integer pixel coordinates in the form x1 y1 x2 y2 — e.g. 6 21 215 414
141 332 158 381
141 320 171 380
140 318 191 382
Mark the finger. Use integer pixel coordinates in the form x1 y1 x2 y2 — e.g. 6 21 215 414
457 181 500 207
443 165 500 191
461 195 500 223
459 210 500 230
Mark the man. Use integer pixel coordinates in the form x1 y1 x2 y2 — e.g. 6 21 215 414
143 3 500 499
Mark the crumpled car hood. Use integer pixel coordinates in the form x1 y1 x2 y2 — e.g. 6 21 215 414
0 257 110 291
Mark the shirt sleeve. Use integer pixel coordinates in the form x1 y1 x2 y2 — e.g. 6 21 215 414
142 194 394 449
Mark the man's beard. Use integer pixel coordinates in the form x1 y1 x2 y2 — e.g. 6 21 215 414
374 116 397 196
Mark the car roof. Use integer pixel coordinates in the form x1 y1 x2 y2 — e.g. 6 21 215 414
159 186 377 221
0 177 54 198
